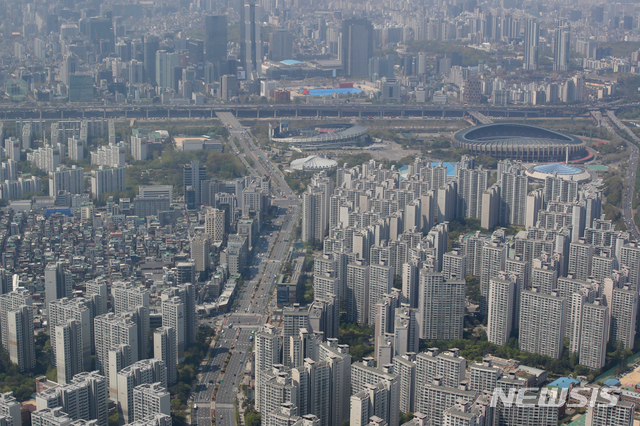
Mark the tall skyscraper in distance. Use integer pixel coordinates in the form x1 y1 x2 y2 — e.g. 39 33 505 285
523 19 539 71
341 18 374 77
143 35 160 85
205 15 227 63
155 50 179 89
242 3 262 78
553 22 571 72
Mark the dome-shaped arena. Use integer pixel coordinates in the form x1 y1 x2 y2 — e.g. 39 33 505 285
453 123 586 162
290 155 338 171
526 163 591 182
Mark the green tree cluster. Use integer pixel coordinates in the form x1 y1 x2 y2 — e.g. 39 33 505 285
0 332 53 401
421 331 601 381
169 327 216 426
244 407 262 426
339 322 374 362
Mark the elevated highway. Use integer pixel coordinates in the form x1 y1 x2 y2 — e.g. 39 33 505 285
0 103 605 121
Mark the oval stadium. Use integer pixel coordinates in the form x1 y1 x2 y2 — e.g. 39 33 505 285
453 123 586 162
269 123 367 150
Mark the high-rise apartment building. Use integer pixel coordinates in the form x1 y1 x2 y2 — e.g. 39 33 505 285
130 136 147 161
163 284 196 346
418 271 465 340
457 168 489 220
414 348 466 392
7 305 35 372
117 359 167 424
611 286 638 350
255 325 280 414
48 297 93 384
578 299 609 370
303 187 327 244
553 22 571 72
49 166 84 197
36 371 108 426
0 289 35 372
132 383 170 423
368 264 394 328
346 261 370 325
441 249 466 281
585 389 634 426
499 172 527 226
94 313 139 396
519 288 566 359
479 241 507 314
90 166 126 200
568 240 594 281
0 392 21 426
153 327 177 386
44 262 73 309
112 281 150 361
487 274 516 346
160 297 185 364
619 242 640 291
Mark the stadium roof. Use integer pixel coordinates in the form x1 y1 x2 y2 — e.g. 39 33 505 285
290 155 338 171
454 123 583 148
533 163 583 175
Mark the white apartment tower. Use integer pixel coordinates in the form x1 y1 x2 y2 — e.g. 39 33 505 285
0 290 35 372
611 286 638 350
44 262 73 310
441 249 466 281
579 299 609 370
160 297 185 364
117 359 167 424
48 297 93 384
49 166 85 197
418 271 465 341
153 327 177 386
519 288 566 359
487 273 516 346
368 263 394 328
132 383 170 423
347 261 370 325
112 281 150 361
255 324 280 414
619 242 640 291
94 313 139 397
479 241 507 314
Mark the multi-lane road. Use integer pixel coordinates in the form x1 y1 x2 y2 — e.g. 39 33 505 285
606 110 640 241
192 112 300 426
